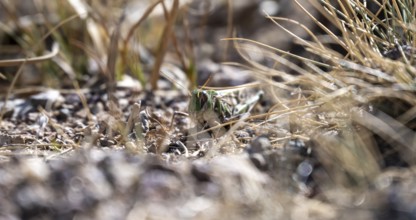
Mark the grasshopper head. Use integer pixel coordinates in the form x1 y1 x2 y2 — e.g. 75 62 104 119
189 89 219 113
189 89 209 113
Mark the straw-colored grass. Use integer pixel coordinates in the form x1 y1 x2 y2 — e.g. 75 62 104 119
225 0 416 190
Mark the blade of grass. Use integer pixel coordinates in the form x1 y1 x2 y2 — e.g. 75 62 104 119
150 0 179 90
0 42 59 67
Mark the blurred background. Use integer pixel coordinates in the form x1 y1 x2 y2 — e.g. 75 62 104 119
0 0 318 91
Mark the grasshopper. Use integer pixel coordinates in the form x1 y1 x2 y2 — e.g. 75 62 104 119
188 83 264 136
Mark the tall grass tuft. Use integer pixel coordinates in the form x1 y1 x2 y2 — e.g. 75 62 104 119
230 0 416 190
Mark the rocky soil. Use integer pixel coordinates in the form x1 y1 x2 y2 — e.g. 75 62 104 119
1 0 416 219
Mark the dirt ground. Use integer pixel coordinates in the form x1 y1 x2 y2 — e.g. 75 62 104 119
1 0 416 219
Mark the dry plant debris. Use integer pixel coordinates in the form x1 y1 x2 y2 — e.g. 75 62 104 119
1 0 416 219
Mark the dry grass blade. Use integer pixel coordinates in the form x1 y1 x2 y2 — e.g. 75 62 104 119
222 0 233 61
315 125 381 186
123 0 163 45
0 34 59 121
225 37 332 69
150 0 180 90
106 13 125 105
0 42 59 67
0 63 25 121
294 0 348 50
264 14 325 51
352 108 416 165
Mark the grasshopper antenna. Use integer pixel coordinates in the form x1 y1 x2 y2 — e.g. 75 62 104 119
200 73 213 89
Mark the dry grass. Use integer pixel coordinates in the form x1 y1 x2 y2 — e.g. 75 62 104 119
0 0 199 91
1 0 416 218
228 0 416 190
1 0 415 183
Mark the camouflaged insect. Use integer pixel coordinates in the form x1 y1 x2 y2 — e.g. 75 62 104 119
188 88 263 130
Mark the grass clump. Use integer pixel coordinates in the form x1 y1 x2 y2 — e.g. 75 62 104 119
0 0 200 92
229 0 416 190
